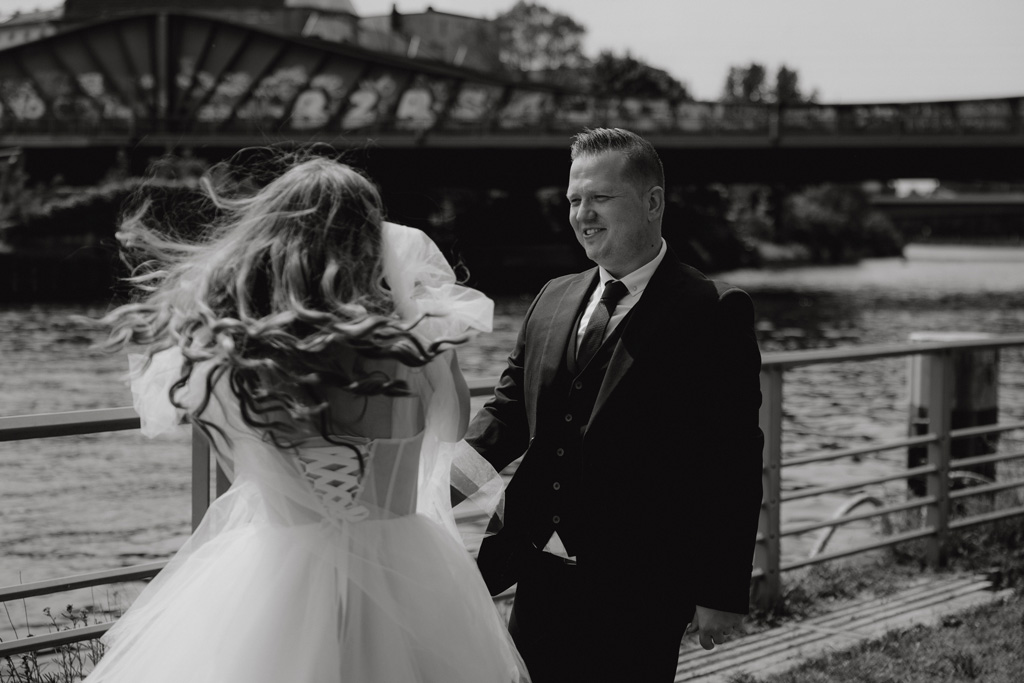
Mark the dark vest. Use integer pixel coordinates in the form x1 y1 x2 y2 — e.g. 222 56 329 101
523 303 630 557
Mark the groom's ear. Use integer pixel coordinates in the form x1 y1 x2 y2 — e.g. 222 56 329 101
647 185 665 222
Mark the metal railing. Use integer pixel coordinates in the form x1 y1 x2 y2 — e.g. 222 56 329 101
3 336 1024 654
753 334 1024 606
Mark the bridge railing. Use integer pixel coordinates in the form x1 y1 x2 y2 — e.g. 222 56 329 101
2 335 1024 656
2 98 1021 140
780 99 1023 136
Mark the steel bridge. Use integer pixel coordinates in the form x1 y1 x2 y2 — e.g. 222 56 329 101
1 10 1023 186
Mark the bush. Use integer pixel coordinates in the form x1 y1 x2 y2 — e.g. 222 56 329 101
781 183 905 263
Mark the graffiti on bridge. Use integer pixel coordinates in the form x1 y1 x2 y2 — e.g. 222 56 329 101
0 11 1020 139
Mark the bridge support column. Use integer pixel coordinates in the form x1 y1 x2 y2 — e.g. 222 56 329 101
155 12 170 126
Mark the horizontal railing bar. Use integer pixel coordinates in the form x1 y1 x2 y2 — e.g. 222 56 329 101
0 623 111 658
950 420 1024 440
780 497 933 537
781 464 936 502
949 505 1024 531
1 339 1022 435
0 407 140 442
0 562 166 603
3 337 1023 438
467 336 1024 395
467 378 497 398
783 434 936 468
950 449 1024 470
781 527 935 572
761 334 1024 370
948 478 1024 500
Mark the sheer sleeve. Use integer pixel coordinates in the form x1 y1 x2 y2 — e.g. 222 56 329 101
380 222 492 342
380 223 506 545
128 348 238 481
128 349 187 438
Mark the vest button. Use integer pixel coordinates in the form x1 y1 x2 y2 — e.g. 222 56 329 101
555 448 565 456
564 413 572 422
552 481 561 490
552 515 561 524
574 381 583 390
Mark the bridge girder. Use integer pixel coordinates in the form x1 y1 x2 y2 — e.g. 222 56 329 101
0 11 1022 186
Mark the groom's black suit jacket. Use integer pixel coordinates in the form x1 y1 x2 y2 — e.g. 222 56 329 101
466 248 764 637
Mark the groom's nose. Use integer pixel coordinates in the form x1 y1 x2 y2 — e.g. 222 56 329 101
576 200 597 220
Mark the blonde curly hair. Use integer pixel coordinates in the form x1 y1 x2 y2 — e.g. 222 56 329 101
98 150 451 449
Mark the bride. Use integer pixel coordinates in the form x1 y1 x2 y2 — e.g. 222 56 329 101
85 152 528 682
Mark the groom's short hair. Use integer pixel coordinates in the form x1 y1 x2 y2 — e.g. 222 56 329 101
570 128 665 192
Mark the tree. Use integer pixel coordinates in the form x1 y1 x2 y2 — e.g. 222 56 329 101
494 2 692 95
721 62 817 104
775 65 818 104
721 63 770 103
590 51 690 101
495 1 588 74
775 66 801 105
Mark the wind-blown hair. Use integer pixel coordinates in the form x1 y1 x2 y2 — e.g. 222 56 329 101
97 151 450 449
570 127 665 191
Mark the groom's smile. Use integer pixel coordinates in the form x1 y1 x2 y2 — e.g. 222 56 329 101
566 150 662 279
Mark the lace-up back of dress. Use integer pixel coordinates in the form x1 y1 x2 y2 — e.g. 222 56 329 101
287 360 431 524
296 441 372 523
296 432 426 523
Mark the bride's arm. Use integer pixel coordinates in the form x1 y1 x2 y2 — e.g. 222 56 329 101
422 348 470 442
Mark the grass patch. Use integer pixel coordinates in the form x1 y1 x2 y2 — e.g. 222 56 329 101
750 477 1024 626
747 558 926 630
1 604 107 683
756 595 1023 683
736 506 1024 681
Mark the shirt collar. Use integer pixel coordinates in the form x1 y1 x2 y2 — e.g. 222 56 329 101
597 239 667 297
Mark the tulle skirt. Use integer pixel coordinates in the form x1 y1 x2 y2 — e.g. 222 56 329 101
85 482 527 683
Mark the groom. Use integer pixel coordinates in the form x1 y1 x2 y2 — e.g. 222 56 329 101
465 128 764 681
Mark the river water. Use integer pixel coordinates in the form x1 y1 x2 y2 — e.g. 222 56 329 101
2 243 1024 629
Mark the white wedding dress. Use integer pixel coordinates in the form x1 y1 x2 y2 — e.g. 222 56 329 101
84 224 527 683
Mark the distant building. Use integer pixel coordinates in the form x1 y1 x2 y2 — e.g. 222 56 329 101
61 0 359 40
2 1 500 72
359 6 500 71
0 7 62 49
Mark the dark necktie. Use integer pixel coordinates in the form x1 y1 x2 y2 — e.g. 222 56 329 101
576 280 628 368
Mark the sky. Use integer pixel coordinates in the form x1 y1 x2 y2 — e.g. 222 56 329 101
1 0 1022 104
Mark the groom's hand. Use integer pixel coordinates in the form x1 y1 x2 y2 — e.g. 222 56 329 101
685 605 744 650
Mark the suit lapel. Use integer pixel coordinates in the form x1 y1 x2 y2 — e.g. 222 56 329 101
591 253 690 422
528 269 598 422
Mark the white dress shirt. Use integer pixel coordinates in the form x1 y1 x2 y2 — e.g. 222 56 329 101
574 239 668 356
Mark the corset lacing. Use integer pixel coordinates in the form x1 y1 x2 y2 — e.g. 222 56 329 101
296 441 371 523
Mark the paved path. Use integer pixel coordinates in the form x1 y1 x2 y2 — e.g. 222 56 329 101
674 573 1013 682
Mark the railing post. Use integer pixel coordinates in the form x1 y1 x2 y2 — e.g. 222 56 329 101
753 366 783 609
190 425 211 531
925 350 953 568
908 332 999 494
